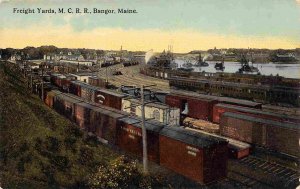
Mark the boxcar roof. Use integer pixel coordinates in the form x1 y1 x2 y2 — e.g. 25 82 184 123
119 117 165 133
223 112 299 130
76 102 95 109
171 90 261 107
56 93 83 103
216 103 299 120
50 90 62 95
123 98 171 109
171 77 271 90
92 106 126 118
185 127 250 150
160 126 227 148
71 80 126 97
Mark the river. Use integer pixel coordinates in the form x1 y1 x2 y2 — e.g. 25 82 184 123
175 60 300 79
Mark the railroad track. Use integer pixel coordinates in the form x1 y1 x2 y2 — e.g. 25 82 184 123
238 155 299 188
227 170 273 188
97 64 169 91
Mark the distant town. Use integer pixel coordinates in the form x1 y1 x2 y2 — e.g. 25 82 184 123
1 46 300 64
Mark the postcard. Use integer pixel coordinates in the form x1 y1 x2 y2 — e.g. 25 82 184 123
0 0 299 188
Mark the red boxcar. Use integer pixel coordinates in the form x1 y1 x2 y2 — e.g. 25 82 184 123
185 127 250 159
70 80 126 110
95 89 126 110
166 94 217 121
75 102 93 130
89 106 126 144
52 92 83 122
213 103 300 124
45 90 61 108
159 126 228 184
116 117 164 163
220 112 300 158
88 76 107 88
69 81 82 97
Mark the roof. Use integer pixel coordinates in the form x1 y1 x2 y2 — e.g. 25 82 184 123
218 97 261 107
216 103 299 121
56 93 83 104
71 80 126 97
185 127 250 150
170 76 272 90
118 117 165 133
223 112 299 130
171 89 261 107
51 73 63 77
70 72 96 77
91 106 126 118
76 102 96 110
123 98 172 109
160 126 227 148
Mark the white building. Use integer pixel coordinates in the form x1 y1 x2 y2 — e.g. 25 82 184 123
121 98 180 126
70 73 97 83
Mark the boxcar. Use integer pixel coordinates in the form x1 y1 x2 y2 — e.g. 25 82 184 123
218 97 262 109
75 102 93 130
89 106 126 144
116 117 164 163
70 80 126 110
213 103 300 124
169 89 262 108
185 127 250 159
45 90 61 108
96 88 126 110
220 112 300 157
88 76 107 88
166 94 217 121
220 112 265 144
69 81 82 97
53 92 83 121
159 126 228 184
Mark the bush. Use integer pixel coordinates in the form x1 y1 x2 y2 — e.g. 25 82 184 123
50 155 69 171
46 136 61 153
78 147 94 165
87 156 151 189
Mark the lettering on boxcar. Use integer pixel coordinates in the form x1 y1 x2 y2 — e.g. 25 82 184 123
97 94 105 104
121 126 142 137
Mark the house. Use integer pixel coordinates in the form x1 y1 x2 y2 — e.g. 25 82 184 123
70 72 97 83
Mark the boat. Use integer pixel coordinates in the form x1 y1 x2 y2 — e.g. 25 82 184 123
237 54 260 74
272 54 298 63
194 53 209 67
215 57 225 71
182 59 193 68
148 50 174 68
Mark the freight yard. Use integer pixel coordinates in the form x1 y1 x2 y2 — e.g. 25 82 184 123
2 56 299 188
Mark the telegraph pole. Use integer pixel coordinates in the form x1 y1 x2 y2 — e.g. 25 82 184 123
30 68 33 93
122 84 156 174
140 85 148 174
41 63 44 101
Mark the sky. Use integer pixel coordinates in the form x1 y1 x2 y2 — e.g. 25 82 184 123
0 0 299 52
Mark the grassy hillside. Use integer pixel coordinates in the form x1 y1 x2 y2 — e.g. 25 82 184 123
0 62 163 188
